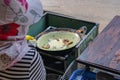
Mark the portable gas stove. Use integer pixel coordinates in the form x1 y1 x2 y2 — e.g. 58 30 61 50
36 26 79 75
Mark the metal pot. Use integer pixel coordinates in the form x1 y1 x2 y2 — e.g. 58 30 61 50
36 26 87 56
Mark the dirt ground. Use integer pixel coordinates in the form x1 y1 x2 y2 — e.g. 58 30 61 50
41 0 120 32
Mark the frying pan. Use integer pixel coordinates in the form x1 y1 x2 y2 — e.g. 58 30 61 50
36 26 87 56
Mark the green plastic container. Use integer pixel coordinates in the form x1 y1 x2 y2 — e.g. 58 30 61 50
28 11 99 53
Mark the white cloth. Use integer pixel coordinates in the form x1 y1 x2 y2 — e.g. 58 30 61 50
0 0 43 70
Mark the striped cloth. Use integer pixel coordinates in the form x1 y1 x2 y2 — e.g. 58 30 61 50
0 47 46 80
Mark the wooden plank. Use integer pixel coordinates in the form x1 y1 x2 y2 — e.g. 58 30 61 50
77 15 120 74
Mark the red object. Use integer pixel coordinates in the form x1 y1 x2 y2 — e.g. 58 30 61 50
18 0 28 11
0 23 20 40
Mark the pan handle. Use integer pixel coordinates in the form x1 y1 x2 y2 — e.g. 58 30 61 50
76 26 87 39
35 26 57 39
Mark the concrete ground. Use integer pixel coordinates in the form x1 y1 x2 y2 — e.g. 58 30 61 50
41 0 120 32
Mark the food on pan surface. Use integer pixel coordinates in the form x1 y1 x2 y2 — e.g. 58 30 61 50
37 31 81 51
42 38 73 50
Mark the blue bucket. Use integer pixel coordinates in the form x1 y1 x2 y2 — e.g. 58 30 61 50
69 69 120 80
69 69 96 80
